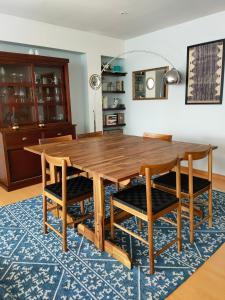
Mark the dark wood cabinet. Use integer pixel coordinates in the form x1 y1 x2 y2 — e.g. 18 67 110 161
0 51 76 191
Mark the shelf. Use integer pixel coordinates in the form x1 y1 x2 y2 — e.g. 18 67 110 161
35 84 63 88
0 82 32 87
1 101 34 106
38 101 63 106
102 71 127 77
102 91 125 94
103 123 126 128
103 107 126 111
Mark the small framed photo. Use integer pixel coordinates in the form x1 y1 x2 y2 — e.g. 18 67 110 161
105 114 117 126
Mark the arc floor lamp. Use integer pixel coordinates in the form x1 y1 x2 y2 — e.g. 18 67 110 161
89 49 181 130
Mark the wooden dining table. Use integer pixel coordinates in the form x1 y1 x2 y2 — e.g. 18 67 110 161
24 134 215 268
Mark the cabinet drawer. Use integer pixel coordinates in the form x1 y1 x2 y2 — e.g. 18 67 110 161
5 131 41 148
44 127 75 139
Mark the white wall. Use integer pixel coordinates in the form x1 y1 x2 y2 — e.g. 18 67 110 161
0 13 124 133
124 11 225 175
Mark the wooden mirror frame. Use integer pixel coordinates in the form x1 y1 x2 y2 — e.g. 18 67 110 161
132 66 169 100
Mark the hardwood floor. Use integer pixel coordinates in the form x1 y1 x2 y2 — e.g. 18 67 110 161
0 183 42 206
167 243 225 300
0 176 224 299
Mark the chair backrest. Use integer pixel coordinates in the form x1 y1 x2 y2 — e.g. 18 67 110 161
41 152 71 201
39 134 73 145
143 132 172 142
184 146 213 194
140 157 181 218
78 131 103 139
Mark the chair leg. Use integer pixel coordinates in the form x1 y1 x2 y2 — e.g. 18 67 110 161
189 196 194 244
147 220 154 274
208 186 213 228
137 218 142 231
62 205 68 252
56 204 60 218
80 201 85 216
43 195 48 234
110 196 115 240
177 202 182 252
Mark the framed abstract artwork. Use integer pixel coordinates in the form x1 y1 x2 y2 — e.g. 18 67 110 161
185 39 225 104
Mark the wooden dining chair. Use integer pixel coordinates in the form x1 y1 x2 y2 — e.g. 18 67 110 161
41 152 93 251
119 132 173 189
143 132 173 142
110 157 182 274
153 146 213 243
77 131 103 138
39 135 81 179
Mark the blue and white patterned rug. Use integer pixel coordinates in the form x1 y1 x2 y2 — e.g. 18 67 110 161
0 184 225 300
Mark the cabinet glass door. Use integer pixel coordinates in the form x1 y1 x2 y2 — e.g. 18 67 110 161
0 64 35 127
34 66 67 124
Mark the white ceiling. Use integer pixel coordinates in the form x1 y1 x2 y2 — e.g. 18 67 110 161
1 0 225 39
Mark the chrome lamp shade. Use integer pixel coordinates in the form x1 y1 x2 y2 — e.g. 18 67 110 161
164 68 181 84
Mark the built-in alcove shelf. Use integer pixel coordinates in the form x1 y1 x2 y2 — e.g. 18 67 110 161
103 123 126 129
103 107 126 111
101 55 126 133
102 91 125 94
102 71 127 77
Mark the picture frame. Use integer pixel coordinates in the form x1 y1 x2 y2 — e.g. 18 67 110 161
185 39 225 105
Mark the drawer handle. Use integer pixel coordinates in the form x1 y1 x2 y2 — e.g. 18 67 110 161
38 123 45 128
12 124 19 130
57 133 62 136
22 137 27 141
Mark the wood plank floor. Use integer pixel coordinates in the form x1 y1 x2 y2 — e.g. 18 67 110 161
167 243 225 300
0 178 224 299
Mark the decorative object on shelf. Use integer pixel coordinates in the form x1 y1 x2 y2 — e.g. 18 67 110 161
89 49 181 91
116 80 124 91
0 66 6 82
112 97 120 108
117 112 125 124
105 114 117 126
117 103 125 109
102 96 108 109
112 65 122 73
53 75 59 85
28 48 34 55
133 66 168 100
11 73 18 83
101 63 112 71
186 39 225 105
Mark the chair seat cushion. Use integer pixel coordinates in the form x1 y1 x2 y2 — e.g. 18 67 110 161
113 185 178 215
153 171 210 194
45 176 93 200
56 166 81 177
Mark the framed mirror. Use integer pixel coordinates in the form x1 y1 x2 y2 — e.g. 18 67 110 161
133 66 169 100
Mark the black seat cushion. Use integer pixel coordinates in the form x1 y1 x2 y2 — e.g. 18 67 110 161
113 185 178 215
153 171 210 194
56 166 81 177
45 176 93 200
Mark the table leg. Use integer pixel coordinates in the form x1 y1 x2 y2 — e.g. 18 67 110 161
77 174 132 268
93 174 105 250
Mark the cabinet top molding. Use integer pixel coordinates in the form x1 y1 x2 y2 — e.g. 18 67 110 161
0 51 69 65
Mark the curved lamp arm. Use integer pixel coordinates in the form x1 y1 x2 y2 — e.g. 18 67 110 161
101 49 175 74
